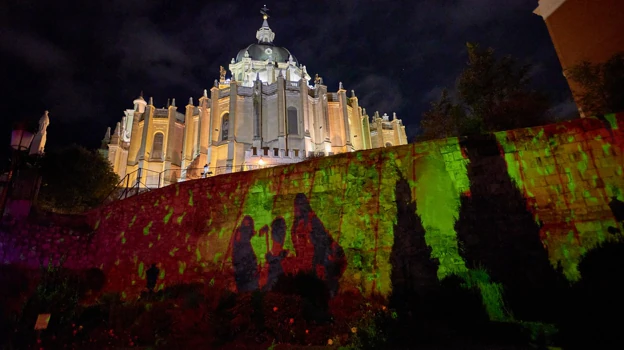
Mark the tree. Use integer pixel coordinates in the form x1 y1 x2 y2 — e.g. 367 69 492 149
37 145 119 214
567 52 624 116
419 43 551 141
417 89 467 141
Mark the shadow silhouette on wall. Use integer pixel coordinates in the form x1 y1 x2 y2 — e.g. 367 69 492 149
608 196 624 234
455 134 565 321
231 194 346 296
262 217 289 291
233 216 259 293
389 172 439 311
386 172 494 346
559 240 624 348
291 193 347 297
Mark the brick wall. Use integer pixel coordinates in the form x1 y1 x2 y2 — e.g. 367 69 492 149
2 113 622 301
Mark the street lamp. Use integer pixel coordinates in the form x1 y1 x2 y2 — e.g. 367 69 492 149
258 157 265 168
10 126 34 151
1 123 34 218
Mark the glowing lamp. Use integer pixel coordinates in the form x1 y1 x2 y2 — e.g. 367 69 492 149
10 124 33 151
258 157 265 166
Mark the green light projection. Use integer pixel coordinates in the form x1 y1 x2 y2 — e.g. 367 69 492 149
90 114 623 326
493 120 624 280
240 178 279 265
413 153 467 278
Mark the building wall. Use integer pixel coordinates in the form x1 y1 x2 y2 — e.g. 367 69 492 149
537 0 624 112
111 82 407 183
4 113 623 304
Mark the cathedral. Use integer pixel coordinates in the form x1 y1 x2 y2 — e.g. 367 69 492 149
102 7 407 188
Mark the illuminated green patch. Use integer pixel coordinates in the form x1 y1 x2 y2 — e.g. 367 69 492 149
604 113 618 130
195 247 202 262
414 154 467 278
169 247 179 257
163 207 174 224
177 213 186 225
461 269 508 321
576 144 589 174
188 190 194 206
495 133 524 192
178 261 186 274
143 221 153 235
213 252 223 264
129 215 137 228
138 262 144 278
242 178 279 265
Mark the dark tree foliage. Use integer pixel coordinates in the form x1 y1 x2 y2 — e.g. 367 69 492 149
38 145 118 213
567 52 624 116
419 43 550 141
559 240 624 348
417 89 467 141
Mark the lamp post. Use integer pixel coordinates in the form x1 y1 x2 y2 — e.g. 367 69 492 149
0 123 34 219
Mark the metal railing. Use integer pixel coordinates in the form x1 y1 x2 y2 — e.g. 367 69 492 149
104 164 278 203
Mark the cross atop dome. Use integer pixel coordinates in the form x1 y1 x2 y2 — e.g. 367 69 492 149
256 4 275 43
260 5 269 19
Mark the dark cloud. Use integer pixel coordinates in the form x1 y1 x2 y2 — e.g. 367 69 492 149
0 0 571 157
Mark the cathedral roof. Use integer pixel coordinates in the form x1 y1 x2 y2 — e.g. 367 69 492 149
235 44 297 64
234 6 298 64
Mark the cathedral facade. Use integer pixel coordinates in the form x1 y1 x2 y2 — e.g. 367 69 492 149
103 8 407 188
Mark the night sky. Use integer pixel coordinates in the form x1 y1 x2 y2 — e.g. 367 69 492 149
0 0 576 168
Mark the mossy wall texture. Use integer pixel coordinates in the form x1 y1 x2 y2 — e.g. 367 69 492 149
2 114 623 307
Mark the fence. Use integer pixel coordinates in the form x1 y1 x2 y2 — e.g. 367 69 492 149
106 163 277 202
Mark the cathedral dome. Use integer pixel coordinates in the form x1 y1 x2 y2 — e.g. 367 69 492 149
234 6 298 65
235 44 297 64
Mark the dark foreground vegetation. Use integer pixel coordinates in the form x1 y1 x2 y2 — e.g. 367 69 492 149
1 240 623 349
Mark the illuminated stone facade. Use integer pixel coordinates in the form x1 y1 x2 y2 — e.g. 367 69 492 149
103 9 407 188
4 114 623 317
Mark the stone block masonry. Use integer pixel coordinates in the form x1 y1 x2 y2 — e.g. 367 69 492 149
2 113 623 302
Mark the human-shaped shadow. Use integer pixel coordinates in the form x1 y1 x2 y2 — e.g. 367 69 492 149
232 215 259 292
146 263 159 292
291 193 346 296
263 217 289 291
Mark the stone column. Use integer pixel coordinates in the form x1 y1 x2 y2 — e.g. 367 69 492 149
165 100 177 163
277 72 286 150
350 91 362 150
361 108 372 150
300 78 312 154
337 84 352 150
228 80 238 142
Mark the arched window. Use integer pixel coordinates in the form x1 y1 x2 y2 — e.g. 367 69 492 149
287 107 298 134
385 142 393 148
152 132 164 160
221 113 230 141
